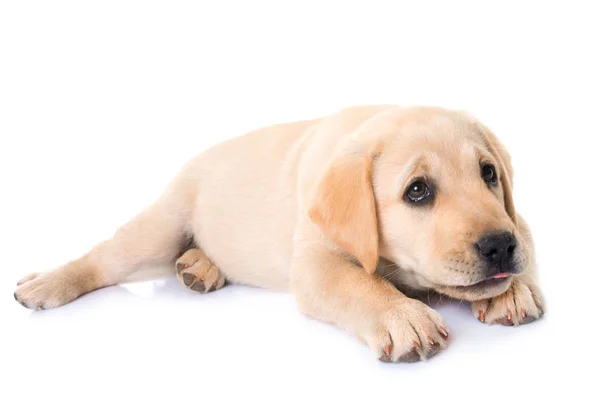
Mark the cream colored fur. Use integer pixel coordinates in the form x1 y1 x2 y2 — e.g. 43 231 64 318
14 106 544 362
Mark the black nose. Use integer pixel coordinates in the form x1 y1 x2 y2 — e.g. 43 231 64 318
474 231 517 267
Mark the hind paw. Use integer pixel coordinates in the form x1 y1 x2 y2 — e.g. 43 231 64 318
175 249 225 293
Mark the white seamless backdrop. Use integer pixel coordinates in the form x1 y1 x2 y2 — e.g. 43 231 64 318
1 1 598 415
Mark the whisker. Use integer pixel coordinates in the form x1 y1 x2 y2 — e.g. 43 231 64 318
379 263 400 270
380 267 401 282
436 293 446 307
381 266 400 280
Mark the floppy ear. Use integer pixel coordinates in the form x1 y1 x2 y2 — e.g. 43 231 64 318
308 151 379 274
475 122 517 225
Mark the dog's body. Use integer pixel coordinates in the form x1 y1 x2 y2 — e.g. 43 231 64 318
14 106 544 362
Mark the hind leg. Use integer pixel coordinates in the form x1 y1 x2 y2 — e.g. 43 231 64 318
14 158 201 310
175 248 226 293
14 200 190 310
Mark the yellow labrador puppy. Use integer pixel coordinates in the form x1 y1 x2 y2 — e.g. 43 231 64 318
14 106 544 362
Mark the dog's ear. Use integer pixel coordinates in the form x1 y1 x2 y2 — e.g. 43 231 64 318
475 122 517 225
308 150 379 274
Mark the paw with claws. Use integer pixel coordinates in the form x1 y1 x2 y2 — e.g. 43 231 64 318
472 278 544 326
175 248 226 293
365 298 449 363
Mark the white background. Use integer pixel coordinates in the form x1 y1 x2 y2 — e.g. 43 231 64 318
1 1 598 415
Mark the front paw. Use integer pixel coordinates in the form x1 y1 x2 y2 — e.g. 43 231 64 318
365 298 449 363
472 279 544 326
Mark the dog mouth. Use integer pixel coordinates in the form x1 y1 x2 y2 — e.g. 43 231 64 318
459 272 512 291
431 272 514 301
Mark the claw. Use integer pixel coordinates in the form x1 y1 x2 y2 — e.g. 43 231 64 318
478 310 485 322
384 344 392 356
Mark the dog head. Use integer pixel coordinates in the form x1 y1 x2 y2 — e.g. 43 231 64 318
309 107 529 301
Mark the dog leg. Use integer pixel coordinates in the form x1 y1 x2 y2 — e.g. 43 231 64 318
291 249 449 363
175 248 226 293
14 163 200 310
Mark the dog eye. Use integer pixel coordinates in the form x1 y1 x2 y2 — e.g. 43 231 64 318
481 164 497 184
405 180 433 204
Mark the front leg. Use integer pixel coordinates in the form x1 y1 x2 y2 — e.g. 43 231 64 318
472 214 545 325
291 248 449 362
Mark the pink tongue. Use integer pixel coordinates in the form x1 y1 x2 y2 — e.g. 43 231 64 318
492 272 511 279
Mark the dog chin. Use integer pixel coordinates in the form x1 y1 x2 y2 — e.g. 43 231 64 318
433 275 513 301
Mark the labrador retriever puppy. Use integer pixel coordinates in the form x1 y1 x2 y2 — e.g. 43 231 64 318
14 106 544 362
